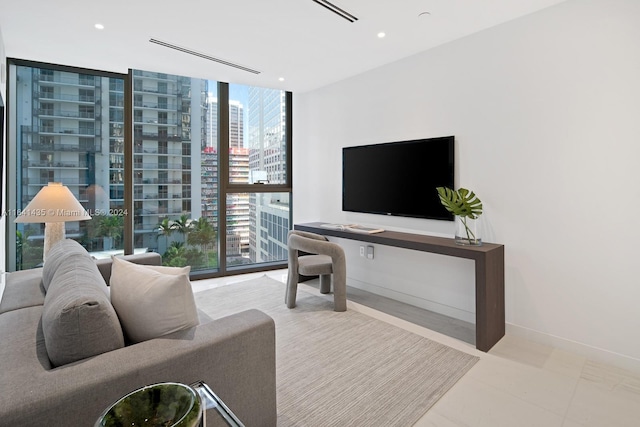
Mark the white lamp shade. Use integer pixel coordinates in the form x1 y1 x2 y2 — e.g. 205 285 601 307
15 182 92 223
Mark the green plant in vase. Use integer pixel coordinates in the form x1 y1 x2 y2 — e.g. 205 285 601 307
436 187 483 245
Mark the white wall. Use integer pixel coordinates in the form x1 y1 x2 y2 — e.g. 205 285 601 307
1 25 6 273
0 25 5 101
293 0 640 369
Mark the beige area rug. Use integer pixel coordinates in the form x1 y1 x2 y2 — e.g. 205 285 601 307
194 275 478 427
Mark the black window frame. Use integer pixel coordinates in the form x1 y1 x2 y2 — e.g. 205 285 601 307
4 59 293 279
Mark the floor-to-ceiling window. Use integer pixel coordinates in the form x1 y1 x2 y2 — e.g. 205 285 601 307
6 61 126 270
5 60 292 277
129 70 216 273
224 84 291 269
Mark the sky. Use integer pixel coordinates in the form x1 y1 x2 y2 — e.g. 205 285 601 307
209 81 249 145
208 81 249 107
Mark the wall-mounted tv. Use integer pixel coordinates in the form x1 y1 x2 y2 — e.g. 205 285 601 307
342 136 455 221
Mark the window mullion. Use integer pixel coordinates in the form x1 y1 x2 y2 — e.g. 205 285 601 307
123 69 134 254
218 82 229 274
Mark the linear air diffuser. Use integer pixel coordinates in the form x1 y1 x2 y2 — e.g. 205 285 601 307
149 38 261 74
311 0 358 22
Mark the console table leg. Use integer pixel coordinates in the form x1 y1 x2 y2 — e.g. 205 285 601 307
475 247 505 352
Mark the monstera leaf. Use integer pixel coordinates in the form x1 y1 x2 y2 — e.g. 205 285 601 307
436 187 483 219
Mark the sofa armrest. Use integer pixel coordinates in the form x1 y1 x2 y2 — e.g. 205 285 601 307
95 252 162 284
3 309 276 427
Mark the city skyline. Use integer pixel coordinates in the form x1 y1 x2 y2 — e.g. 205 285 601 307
9 66 290 271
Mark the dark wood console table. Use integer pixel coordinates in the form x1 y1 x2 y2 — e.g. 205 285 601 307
295 222 505 352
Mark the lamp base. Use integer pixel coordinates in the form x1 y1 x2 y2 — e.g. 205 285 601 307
44 222 66 262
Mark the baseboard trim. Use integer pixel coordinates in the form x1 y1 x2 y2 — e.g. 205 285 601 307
506 323 640 373
347 276 475 324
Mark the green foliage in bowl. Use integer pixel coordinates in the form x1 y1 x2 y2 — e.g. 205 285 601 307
96 382 202 427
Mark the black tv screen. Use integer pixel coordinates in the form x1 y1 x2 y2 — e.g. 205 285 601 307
342 136 455 221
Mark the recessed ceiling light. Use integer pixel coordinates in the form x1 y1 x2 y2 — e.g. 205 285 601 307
94 23 105 30
278 77 285 82
418 12 431 17
377 32 386 38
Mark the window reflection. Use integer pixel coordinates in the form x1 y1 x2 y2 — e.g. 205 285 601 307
12 64 125 269
10 62 291 275
227 193 290 267
229 85 288 185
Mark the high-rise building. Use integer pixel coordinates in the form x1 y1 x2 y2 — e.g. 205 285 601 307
205 94 218 150
229 100 244 149
201 146 217 224
227 147 250 261
205 97 243 149
247 87 289 263
202 96 251 261
13 65 288 270
130 71 207 252
247 88 287 184
15 67 108 260
14 67 208 261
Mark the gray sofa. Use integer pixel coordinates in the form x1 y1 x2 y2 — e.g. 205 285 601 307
0 242 277 426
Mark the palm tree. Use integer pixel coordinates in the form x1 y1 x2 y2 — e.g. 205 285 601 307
156 218 175 253
172 214 193 243
96 215 124 249
162 241 187 267
187 217 216 264
15 229 43 270
16 230 24 270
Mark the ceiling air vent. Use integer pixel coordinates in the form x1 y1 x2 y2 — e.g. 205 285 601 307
149 38 261 74
312 0 358 22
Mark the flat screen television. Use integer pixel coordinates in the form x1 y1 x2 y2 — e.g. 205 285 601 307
342 136 455 221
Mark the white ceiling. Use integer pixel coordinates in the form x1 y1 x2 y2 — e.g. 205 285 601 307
0 0 567 93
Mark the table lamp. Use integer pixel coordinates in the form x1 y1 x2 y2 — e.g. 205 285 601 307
15 182 92 261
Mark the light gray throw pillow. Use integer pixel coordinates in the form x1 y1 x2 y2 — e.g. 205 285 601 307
109 257 199 343
42 254 124 367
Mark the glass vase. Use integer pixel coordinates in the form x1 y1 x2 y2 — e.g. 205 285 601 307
455 216 482 246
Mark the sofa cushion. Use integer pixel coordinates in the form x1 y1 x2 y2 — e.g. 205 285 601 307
110 257 198 343
0 268 45 314
42 250 124 367
0 305 53 373
42 239 92 292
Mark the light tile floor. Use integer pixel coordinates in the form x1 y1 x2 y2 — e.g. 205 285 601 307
193 270 640 427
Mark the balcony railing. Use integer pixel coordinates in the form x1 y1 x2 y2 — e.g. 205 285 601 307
26 125 99 137
134 118 178 126
37 109 98 120
134 146 183 155
135 178 182 184
22 141 101 152
133 163 183 170
132 70 178 81
24 160 89 168
138 208 184 215
25 178 89 185
133 225 160 233
134 132 181 141
135 86 178 96
35 91 97 103
36 73 98 87
134 101 179 110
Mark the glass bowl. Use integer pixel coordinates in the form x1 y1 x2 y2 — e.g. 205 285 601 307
95 382 202 427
